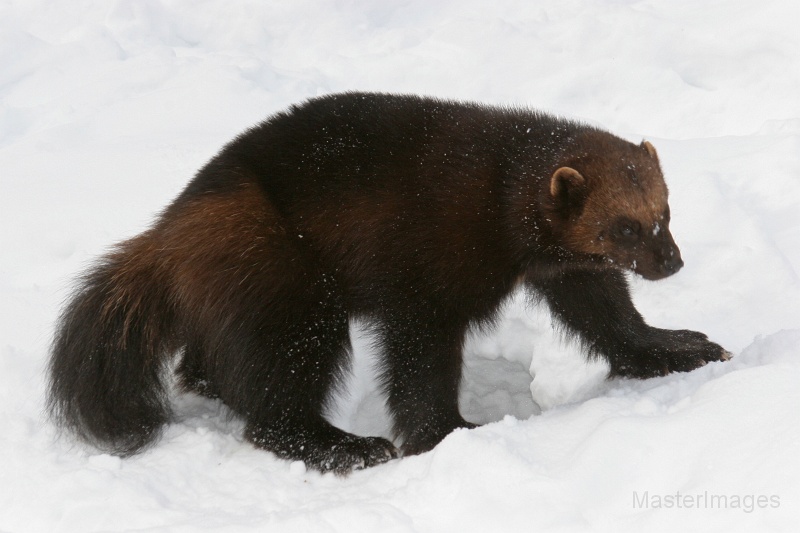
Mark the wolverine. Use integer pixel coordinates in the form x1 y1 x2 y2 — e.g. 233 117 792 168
48 92 729 474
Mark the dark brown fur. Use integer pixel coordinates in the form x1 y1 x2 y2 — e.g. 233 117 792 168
48 92 729 473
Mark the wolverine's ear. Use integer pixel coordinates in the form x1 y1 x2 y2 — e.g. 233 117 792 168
550 167 587 214
641 140 658 160
550 167 585 199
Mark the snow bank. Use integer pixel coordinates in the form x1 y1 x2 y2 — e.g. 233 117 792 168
1 0 798 531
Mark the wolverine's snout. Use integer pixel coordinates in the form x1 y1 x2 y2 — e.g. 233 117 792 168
648 232 683 279
659 252 683 277
656 229 683 277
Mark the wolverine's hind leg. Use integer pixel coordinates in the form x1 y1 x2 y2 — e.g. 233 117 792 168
165 183 396 473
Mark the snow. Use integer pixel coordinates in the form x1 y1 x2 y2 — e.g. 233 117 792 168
2 0 799 531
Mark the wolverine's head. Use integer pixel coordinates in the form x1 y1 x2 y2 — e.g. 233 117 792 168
548 133 683 280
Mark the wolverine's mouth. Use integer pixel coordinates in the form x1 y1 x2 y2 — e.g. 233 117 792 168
631 258 683 281
602 256 680 281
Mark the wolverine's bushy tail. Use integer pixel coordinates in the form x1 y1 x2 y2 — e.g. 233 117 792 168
48 234 177 456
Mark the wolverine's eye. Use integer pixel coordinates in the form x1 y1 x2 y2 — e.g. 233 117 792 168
613 218 641 241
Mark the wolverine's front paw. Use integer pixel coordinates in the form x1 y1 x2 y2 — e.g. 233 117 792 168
610 332 731 379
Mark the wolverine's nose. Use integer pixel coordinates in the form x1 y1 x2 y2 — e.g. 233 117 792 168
660 254 684 276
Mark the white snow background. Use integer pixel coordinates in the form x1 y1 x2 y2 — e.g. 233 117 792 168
2 1 799 531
